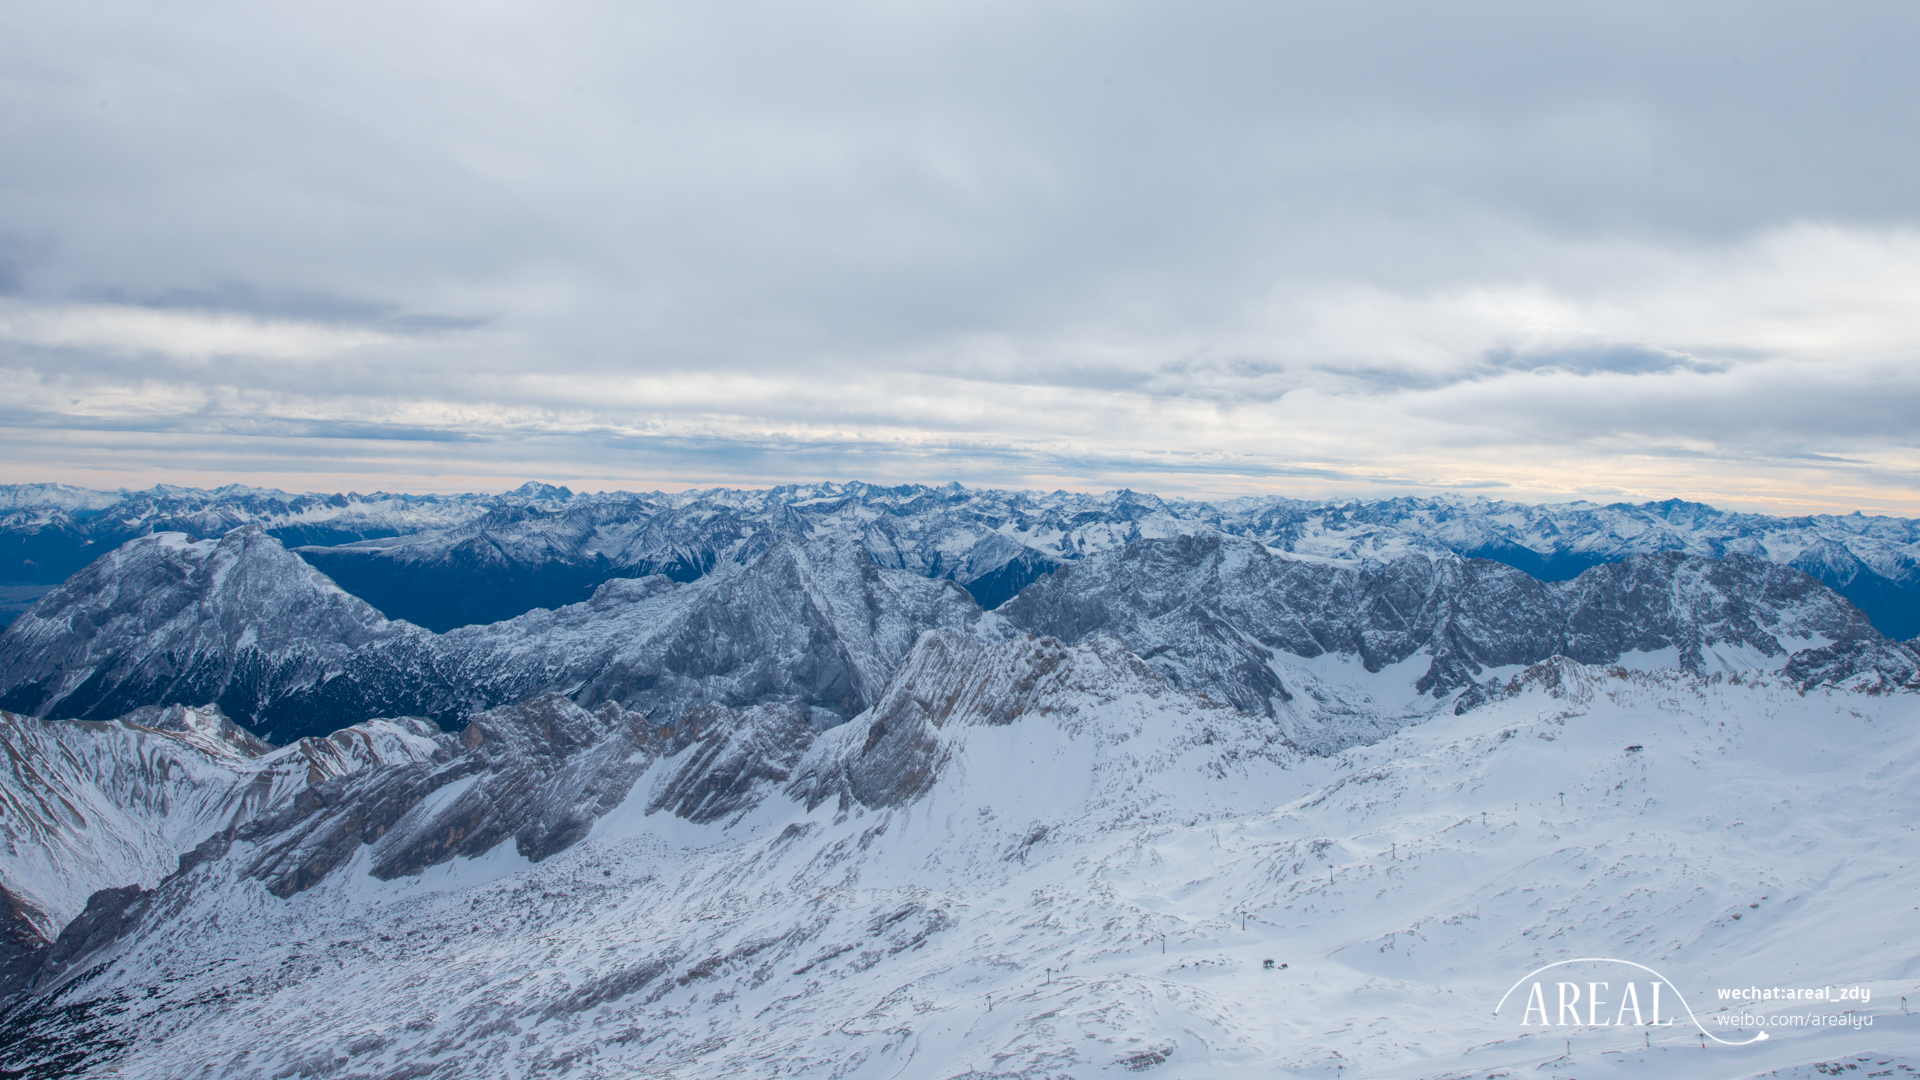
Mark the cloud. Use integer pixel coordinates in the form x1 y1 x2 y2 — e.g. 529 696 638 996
0 300 397 361
0 1 1916 512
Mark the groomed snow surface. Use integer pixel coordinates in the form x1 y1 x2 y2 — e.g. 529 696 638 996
11 644 1919 1079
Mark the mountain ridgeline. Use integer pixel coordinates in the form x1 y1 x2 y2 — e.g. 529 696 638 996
0 523 1912 751
3 630 1918 1077
4 482 1919 637
1 487 1919 1078
0 528 984 744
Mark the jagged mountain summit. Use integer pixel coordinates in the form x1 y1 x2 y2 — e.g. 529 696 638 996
0 528 451 739
0 483 493 608
0 527 985 743
0 632 1306 1072
3 524 1913 752
3 522 1911 754
996 534 1920 751
5 481 1919 637
4 636 1918 1077
0 499 1916 1076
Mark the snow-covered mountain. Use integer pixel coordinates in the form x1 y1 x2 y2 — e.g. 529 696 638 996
5 525 1910 751
996 534 1919 751
0 527 452 740
0 528 985 743
0 703 444 1001
441 536 986 726
3 636 1917 1077
0 482 494 591
264 487 1920 640
5 482 1919 638
2 485 1917 1076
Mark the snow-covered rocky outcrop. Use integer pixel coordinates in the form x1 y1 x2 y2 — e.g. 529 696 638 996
5 483 1920 1077
273 487 1920 639
7 482 1920 638
0 704 444 1000
0 527 452 741
996 534 1920 751
789 631 1296 814
6 524 1912 755
0 530 984 743
438 536 986 724
4 634 1919 1077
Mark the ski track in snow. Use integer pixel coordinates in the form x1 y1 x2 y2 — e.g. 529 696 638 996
10 658 1920 1079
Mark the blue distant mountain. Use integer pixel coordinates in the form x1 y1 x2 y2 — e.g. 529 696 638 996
3 482 1917 639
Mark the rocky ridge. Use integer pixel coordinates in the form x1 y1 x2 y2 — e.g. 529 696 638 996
4 639 1919 1078
0 529 983 743
996 534 1920 751
5 482 1919 637
0 703 444 1002
0 688 821 1012
3 527 1913 754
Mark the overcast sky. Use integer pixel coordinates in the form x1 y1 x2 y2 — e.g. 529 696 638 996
2 1 1917 512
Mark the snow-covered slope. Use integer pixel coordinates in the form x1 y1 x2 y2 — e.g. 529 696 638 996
8 482 1919 638
0 527 453 741
437 537 986 724
995 534 1919 752
0 704 444 1000
788 630 1295 817
4 634 1917 1078
8 524 1910 753
0 529 984 743
0 706 266 947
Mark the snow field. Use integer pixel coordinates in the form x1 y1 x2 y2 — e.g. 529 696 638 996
25 656 1919 1078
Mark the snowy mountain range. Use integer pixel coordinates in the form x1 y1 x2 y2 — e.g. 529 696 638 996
3 525 1909 751
4 644 1918 1077
1 480 1917 1077
5 481 1920 637
0 527 985 743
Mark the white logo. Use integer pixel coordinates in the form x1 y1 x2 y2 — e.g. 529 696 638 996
1494 958 1767 1045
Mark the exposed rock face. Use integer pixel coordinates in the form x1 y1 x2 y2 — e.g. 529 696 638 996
12 481 1920 636
0 885 48 1008
0 705 282 944
6 523 1912 757
790 630 1295 813
0 507 1910 998
5 628 1296 1021
789 631 1060 811
645 703 816 824
1779 637 1920 693
0 704 446 1003
297 495 787 630
438 536 987 724
0 690 823 1011
997 536 1912 747
291 484 1114 627
235 694 655 896
0 487 1916 1077
156 694 821 907
0 527 454 741
0 616 1914 1076
0 530 983 743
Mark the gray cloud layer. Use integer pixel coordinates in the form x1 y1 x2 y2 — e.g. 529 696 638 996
2 1 1917 511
